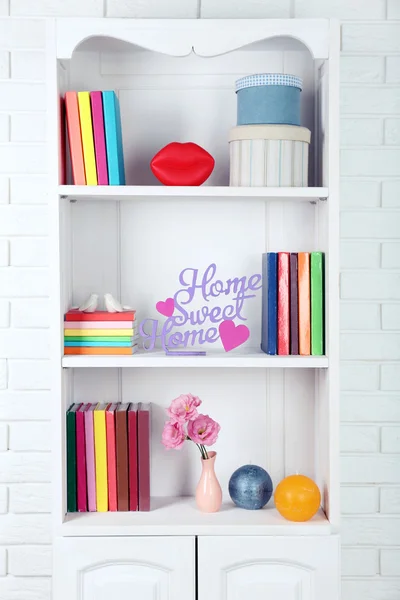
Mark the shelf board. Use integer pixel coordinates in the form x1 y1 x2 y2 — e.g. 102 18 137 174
62 349 328 368
62 497 332 537
59 185 328 202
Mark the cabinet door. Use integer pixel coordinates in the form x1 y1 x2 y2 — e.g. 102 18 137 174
198 536 339 600
54 536 195 600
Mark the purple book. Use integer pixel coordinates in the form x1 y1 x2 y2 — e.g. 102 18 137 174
290 253 299 355
84 403 97 512
90 92 108 185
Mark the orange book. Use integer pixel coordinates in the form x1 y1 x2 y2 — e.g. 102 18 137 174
106 404 118 512
298 252 311 355
64 347 137 355
65 92 86 184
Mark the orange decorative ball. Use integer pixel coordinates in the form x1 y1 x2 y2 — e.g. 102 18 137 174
274 475 321 522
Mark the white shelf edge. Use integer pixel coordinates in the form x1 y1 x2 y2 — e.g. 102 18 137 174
62 351 328 369
59 185 329 201
61 498 332 537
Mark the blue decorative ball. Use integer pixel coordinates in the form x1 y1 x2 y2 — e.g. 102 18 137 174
229 464 273 510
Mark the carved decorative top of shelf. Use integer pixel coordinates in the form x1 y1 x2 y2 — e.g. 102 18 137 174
56 18 331 60
59 185 329 203
62 497 332 537
62 350 328 368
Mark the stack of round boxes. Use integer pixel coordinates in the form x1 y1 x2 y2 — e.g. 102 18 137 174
229 73 311 187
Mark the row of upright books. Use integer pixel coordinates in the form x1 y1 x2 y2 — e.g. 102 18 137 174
64 310 138 355
67 402 151 513
65 90 126 186
261 252 324 356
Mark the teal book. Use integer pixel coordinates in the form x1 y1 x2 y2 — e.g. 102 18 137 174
66 403 81 512
102 91 126 185
311 252 324 355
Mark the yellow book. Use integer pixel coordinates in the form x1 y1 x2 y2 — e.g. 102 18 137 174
77 91 97 185
65 329 134 337
94 403 108 512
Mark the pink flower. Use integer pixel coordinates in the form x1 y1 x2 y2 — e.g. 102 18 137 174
162 421 186 450
187 414 220 446
167 393 202 424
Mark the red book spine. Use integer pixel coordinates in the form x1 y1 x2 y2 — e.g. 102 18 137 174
138 404 151 511
76 404 88 512
65 310 135 322
278 252 290 355
106 405 118 512
128 405 138 511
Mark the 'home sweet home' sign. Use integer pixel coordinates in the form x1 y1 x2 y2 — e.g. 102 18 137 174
139 263 262 352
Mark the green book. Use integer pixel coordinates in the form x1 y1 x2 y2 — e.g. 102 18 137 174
64 336 133 342
311 252 324 355
66 403 80 512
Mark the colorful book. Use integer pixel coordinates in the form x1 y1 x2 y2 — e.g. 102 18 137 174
65 310 135 322
277 252 290 356
298 252 311 355
138 403 151 511
66 403 81 513
94 403 109 512
64 329 134 337
76 404 89 512
106 403 118 512
102 91 126 185
311 252 324 356
64 346 138 355
290 253 299 355
77 92 98 186
90 91 108 185
65 92 86 185
65 337 134 343
115 403 130 511
84 404 96 512
128 403 139 512
64 321 134 329
64 341 133 347
266 253 278 355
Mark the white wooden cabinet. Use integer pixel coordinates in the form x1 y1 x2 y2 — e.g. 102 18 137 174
48 16 340 600
53 537 195 600
198 536 340 600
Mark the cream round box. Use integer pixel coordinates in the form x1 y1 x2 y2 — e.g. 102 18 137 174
229 124 311 187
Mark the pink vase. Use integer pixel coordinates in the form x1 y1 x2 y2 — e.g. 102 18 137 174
196 451 223 513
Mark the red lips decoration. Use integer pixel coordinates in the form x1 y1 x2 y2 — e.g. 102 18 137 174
150 142 215 186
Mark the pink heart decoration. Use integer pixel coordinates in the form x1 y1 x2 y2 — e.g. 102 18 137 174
156 297 175 317
219 319 250 352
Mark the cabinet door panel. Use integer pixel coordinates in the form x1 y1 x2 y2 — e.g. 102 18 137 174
198 536 339 600
54 537 195 600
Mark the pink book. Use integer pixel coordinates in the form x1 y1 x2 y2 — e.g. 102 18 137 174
278 252 290 355
138 403 151 511
128 404 138 512
76 404 90 512
64 321 134 329
106 403 118 512
84 404 97 512
90 92 108 185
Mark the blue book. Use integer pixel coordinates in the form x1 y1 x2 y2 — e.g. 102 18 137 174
64 341 132 347
102 91 126 185
261 252 278 355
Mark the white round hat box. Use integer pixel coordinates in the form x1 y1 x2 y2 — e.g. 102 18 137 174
229 124 311 187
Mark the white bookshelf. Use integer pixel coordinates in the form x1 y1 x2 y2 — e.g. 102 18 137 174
49 17 340 600
62 497 331 537
59 184 329 202
62 350 329 368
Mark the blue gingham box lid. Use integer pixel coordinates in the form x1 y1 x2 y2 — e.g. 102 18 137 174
235 73 303 92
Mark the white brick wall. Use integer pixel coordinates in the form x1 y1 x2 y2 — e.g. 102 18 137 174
0 2 397 599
